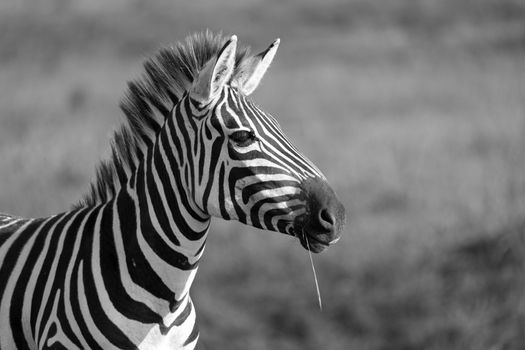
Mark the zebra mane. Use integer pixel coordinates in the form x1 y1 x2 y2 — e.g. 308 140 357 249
75 30 251 208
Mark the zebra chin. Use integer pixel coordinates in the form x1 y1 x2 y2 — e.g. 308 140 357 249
291 177 346 253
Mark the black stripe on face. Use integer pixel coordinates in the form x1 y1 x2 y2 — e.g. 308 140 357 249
228 166 293 224
220 91 319 180
227 144 263 161
263 207 295 232
253 127 314 177
202 135 225 211
277 204 303 234
218 163 230 220
249 195 298 231
197 122 206 185
241 180 299 205
219 106 243 131
244 102 321 177
225 89 251 129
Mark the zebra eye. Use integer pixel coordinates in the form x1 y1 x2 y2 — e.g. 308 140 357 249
230 130 256 147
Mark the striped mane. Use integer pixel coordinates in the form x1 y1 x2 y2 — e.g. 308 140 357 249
76 31 251 208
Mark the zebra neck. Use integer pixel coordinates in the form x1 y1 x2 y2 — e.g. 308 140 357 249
111 179 209 313
71 198 204 346
109 102 212 309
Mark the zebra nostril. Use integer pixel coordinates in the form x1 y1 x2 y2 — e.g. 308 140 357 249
318 208 335 230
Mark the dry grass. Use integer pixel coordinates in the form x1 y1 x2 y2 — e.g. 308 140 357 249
1 1 524 349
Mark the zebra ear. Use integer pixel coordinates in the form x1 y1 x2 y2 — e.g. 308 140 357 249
191 35 238 103
233 38 280 96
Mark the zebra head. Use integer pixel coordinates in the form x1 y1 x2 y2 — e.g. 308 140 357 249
177 35 345 253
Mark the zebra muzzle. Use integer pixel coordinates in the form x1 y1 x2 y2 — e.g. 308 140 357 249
294 177 346 253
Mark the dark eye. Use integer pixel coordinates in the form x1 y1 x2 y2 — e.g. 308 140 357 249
230 130 256 147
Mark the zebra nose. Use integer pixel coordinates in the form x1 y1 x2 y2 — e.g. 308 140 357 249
301 177 346 239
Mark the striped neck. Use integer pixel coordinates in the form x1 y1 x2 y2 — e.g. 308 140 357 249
109 106 211 316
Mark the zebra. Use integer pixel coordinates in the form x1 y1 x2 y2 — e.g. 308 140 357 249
0 31 345 350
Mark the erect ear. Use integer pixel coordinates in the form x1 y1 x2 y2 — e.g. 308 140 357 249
232 38 280 96
191 35 238 103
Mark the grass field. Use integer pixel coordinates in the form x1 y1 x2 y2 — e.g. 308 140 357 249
1 1 524 349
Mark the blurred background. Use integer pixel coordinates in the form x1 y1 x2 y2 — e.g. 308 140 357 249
1 0 524 349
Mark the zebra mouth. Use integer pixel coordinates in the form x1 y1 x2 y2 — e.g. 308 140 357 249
301 231 330 253
291 176 345 253
290 224 331 254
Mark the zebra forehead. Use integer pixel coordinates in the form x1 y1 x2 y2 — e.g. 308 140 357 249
217 90 256 129
221 113 243 129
